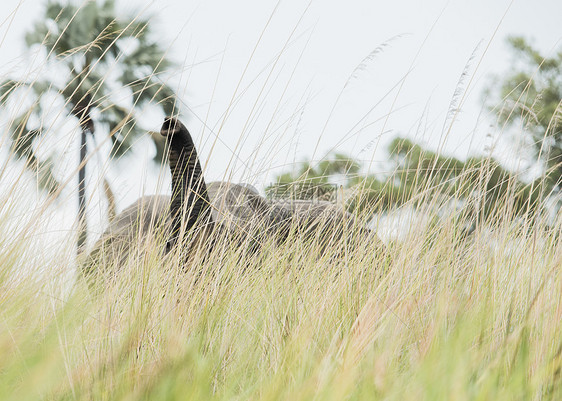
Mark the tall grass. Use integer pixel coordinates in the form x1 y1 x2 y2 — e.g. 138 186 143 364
1 174 562 400
1 2 562 400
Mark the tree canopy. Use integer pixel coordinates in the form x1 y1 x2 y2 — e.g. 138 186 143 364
268 138 543 224
0 0 178 249
0 0 177 187
488 36 562 190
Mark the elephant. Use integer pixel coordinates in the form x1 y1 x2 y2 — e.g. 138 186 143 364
83 117 379 274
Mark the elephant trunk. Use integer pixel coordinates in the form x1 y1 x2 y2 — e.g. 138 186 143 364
160 117 213 247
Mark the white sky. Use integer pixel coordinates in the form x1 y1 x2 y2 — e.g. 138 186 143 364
1 0 562 215
141 0 562 181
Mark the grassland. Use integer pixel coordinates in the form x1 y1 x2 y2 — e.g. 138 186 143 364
1 3 560 399
1 182 561 400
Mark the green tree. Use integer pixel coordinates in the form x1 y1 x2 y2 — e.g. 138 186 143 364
0 0 177 251
348 138 541 220
269 139 542 224
487 36 562 189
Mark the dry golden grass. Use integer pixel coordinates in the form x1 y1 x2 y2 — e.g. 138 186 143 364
1 2 561 399
1 177 561 400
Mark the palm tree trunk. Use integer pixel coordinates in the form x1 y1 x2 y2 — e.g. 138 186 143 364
77 126 88 253
72 91 94 254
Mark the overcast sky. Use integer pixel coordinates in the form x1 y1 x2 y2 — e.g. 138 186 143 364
1 0 562 210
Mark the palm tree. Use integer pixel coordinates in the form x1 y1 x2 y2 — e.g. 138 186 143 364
0 0 177 251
